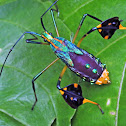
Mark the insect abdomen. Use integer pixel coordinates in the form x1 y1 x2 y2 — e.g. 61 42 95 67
68 49 105 83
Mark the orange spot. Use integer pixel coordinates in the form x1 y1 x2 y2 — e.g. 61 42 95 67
104 35 109 39
60 90 64 95
108 23 111 25
97 24 102 33
97 24 102 28
70 97 73 100
74 83 78 88
63 87 67 91
98 29 102 32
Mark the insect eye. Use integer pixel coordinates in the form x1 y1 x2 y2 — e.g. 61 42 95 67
49 32 52 35
44 39 47 42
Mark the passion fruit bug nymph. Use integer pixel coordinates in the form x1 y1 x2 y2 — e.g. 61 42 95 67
1 0 126 114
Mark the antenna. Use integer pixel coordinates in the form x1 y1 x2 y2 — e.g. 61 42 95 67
41 0 58 31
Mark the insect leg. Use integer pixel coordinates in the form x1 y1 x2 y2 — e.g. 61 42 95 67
72 14 102 44
77 23 126 46
31 58 59 110
40 0 58 31
57 66 104 114
50 3 60 37
77 27 97 47
57 65 67 89
0 31 42 76
119 24 126 30
26 33 49 45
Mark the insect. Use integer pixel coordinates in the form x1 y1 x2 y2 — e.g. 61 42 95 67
0 0 126 114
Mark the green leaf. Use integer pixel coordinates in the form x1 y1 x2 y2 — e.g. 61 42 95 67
0 0 126 126
118 63 126 126
0 0 16 6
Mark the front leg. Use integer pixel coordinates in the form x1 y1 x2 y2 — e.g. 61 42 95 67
0 31 44 76
26 33 49 45
31 58 59 110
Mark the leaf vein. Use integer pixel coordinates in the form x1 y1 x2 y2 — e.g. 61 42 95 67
96 34 126 56
63 0 94 22
115 62 126 126
0 109 29 126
